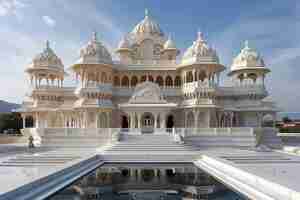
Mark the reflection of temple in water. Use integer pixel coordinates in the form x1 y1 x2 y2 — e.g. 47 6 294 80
49 164 245 200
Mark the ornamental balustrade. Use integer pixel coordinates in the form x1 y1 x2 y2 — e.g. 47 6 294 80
217 84 267 96
113 87 181 96
130 59 177 65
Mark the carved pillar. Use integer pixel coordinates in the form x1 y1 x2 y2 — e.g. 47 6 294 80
160 113 166 128
193 110 199 128
130 112 135 129
22 114 26 129
137 113 141 129
154 113 157 129
35 112 39 128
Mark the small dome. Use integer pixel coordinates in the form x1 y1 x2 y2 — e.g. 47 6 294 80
231 41 265 71
117 36 131 50
164 35 177 50
181 32 219 64
77 32 112 65
31 41 64 69
131 9 164 37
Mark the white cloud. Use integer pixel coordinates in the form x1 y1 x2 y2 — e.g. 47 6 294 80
0 0 26 16
42 15 56 27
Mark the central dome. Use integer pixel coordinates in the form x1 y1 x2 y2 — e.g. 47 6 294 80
131 9 164 37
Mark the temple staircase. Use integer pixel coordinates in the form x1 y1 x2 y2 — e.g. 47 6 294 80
101 133 200 162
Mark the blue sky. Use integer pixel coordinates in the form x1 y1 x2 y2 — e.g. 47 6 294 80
0 0 298 111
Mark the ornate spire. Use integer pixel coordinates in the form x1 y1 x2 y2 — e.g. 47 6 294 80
145 8 149 17
46 40 50 49
244 40 249 49
92 31 98 42
197 31 204 42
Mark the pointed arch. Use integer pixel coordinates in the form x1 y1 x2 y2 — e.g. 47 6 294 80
165 76 173 87
186 71 193 83
174 76 181 87
199 70 206 82
114 76 120 87
121 76 129 87
131 76 138 87
155 76 164 87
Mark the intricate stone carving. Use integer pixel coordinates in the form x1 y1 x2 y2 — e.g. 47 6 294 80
129 81 166 104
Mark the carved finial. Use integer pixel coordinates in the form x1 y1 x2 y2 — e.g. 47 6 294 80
46 40 50 49
197 31 204 41
145 8 149 17
245 40 249 49
92 31 97 42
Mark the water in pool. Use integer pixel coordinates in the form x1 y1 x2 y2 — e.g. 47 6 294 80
47 163 246 200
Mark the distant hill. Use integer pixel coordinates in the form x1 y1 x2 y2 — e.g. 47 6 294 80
0 100 20 113
278 112 300 121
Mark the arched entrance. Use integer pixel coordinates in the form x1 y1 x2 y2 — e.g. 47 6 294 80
166 115 174 132
121 115 129 130
141 112 154 134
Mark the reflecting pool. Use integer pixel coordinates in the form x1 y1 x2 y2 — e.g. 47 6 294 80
47 163 246 200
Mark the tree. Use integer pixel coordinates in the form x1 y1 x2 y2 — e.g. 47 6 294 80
0 113 22 134
282 116 292 123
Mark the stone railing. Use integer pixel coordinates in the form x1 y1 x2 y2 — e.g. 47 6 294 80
22 128 120 148
172 127 279 148
174 127 254 137
217 84 267 96
120 128 168 134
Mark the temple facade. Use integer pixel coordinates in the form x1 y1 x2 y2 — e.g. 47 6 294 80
19 10 277 133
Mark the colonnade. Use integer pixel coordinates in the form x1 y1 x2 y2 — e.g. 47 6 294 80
114 74 181 88
21 111 112 129
124 112 168 129
182 69 220 85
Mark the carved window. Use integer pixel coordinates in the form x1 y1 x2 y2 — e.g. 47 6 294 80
131 44 139 59
153 44 162 56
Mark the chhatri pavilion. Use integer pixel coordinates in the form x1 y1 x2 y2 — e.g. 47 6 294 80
19 10 277 133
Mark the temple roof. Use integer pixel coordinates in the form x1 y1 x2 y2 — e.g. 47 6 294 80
231 41 268 72
76 32 112 65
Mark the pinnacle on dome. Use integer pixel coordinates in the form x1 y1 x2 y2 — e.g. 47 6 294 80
92 31 98 42
130 8 164 36
230 40 268 73
181 30 219 64
117 36 131 50
164 34 177 49
30 40 64 70
197 31 205 42
76 31 113 65
145 8 149 17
